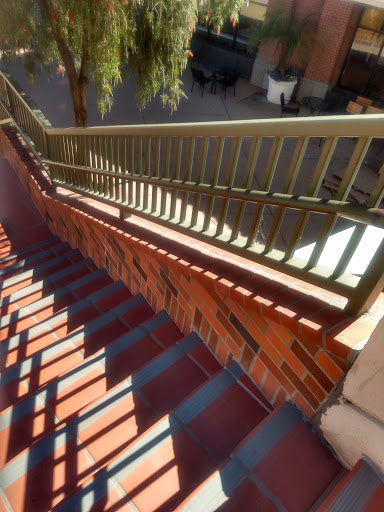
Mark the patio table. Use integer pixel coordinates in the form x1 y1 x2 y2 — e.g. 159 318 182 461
301 96 329 115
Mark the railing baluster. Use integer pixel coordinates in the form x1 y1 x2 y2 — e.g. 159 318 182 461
160 137 172 216
128 135 134 205
169 136 183 220
135 136 143 208
230 136 262 241
48 135 57 181
203 136 225 232
246 136 283 247
114 135 120 201
66 135 74 185
264 136 309 253
285 137 338 260
307 136 372 269
191 137 209 227
143 136 151 211
84 135 92 191
100 136 108 196
215 137 242 237
180 136 195 224
121 135 127 204
345 235 384 316
151 136 161 213
332 166 384 279
78 135 87 188
106 136 113 198
95 136 102 195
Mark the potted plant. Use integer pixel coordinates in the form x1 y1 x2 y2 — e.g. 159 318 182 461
250 3 321 104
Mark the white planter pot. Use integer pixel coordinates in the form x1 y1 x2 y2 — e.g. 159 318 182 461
267 76 297 104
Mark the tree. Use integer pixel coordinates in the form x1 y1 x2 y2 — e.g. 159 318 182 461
0 0 243 127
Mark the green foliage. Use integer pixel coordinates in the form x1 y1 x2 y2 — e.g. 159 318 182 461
0 0 243 125
249 2 321 78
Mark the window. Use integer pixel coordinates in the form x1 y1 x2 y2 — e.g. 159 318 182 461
339 6 384 100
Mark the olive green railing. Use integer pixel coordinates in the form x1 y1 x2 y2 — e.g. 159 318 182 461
1 70 384 317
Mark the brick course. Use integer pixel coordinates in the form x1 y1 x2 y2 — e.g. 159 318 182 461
1 126 383 419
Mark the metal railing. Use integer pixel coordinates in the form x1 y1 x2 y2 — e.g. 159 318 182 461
1 70 384 317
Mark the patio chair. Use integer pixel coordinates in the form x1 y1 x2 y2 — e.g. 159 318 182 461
280 92 300 117
215 71 241 99
191 67 213 97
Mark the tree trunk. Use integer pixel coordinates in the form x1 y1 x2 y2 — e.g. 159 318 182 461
38 0 89 127
70 76 88 128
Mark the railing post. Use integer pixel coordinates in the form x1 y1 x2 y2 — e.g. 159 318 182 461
344 234 384 317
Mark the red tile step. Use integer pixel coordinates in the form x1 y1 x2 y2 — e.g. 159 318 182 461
0 334 222 511
0 311 181 467
316 458 384 511
28 356 270 512
0 280 127 369
177 403 344 512
0 293 153 412
0 237 61 270
173 362 271 464
0 257 96 316
0 241 71 282
0 269 113 342
0 249 84 298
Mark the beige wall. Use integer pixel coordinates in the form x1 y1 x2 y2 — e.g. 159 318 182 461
318 316 384 471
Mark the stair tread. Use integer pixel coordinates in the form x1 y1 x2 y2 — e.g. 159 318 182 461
0 237 60 266
177 403 343 512
0 258 96 315
0 281 125 368
0 242 70 279
0 312 178 464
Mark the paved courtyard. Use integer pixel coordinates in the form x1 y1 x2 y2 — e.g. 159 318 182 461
2 58 286 127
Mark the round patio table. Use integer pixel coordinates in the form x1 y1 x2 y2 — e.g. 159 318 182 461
301 96 329 115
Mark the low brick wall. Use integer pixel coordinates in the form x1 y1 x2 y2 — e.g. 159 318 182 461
2 126 382 419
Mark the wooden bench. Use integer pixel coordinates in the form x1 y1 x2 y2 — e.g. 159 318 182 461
366 105 384 115
355 96 373 109
346 101 364 115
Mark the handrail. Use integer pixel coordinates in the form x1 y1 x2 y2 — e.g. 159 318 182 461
48 115 384 137
1 69 384 317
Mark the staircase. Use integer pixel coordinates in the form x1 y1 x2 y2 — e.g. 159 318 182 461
0 229 383 512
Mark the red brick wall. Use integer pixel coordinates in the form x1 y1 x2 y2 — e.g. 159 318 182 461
329 4 361 87
0 127 359 419
304 0 357 84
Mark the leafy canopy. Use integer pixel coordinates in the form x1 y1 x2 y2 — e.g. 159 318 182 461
0 0 243 121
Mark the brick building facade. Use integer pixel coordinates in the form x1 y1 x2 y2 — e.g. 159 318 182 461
251 0 369 100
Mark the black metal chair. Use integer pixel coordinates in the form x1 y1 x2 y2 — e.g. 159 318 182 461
280 92 300 117
191 67 213 97
215 71 241 99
